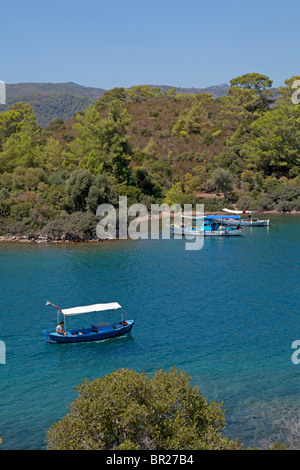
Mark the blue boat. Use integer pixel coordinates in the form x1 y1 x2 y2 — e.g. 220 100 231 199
169 214 242 236
43 301 135 343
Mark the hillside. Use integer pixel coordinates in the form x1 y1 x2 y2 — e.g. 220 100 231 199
0 82 106 126
0 73 299 241
0 82 231 126
0 81 281 127
5 82 106 98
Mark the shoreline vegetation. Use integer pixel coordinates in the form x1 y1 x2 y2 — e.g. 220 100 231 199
1 73 300 243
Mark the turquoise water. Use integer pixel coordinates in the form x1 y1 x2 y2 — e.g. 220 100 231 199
0 215 299 449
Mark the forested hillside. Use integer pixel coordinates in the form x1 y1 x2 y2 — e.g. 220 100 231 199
0 73 299 241
0 82 106 126
0 82 233 126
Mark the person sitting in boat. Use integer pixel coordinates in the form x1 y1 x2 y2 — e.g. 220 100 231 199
56 321 67 335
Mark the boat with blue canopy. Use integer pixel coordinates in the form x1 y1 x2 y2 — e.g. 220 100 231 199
43 301 135 343
168 214 242 236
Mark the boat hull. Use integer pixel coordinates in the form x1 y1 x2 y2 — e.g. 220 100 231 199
170 226 242 236
241 220 269 226
44 319 135 343
222 219 269 227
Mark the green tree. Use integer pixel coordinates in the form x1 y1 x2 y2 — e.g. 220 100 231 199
230 73 273 111
246 105 300 176
220 87 260 132
277 75 300 106
24 168 47 190
127 85 163 102
209 168 234 197
133 166 161 197
65 169 94 212
95 87 128 111
86 173 117 212
172 94 216 139
39 136 63 172
0 103 39 172
163 181 186 205
0 102 37 150
46 368 240 450
67 101 132 183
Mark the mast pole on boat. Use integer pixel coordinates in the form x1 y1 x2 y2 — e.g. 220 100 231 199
46 300 64 331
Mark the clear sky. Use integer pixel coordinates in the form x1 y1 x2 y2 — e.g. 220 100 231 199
1 0 299 90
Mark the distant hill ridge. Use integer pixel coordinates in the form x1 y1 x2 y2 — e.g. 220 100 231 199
0 81 235 126
6 82 106 99
5 81 231 98
149 83 230 97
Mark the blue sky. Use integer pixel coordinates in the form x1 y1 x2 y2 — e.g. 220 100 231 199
1 0 299 89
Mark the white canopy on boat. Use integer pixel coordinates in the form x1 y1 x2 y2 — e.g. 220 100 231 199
61 302 122 316
222 208 253 215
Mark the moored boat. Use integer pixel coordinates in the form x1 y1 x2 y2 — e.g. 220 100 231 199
43 301 135 343
222 208 269 226
169 215 242 236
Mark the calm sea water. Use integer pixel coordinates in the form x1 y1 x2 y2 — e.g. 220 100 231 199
0 214 299 449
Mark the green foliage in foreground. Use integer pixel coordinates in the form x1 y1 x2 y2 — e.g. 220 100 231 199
46 368 241 450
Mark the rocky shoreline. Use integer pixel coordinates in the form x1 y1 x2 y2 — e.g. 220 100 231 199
0 234 107 244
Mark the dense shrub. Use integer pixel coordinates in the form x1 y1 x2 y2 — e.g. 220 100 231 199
41 211 98 240
46 368 241 450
